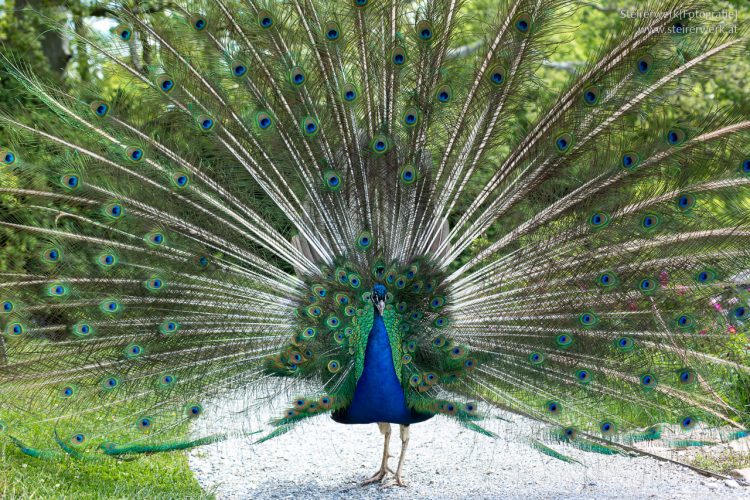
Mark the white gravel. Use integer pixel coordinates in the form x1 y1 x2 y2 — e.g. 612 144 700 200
188 399 749 499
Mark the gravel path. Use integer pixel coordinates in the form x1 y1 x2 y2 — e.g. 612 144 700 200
188 400 749 499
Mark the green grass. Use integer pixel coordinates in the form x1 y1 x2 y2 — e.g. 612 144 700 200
689 449 750 475
0 436 210 499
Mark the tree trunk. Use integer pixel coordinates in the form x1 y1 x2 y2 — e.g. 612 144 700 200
14 0 72 77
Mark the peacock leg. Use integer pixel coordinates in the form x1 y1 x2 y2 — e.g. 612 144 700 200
395 424 409 487
362 422 393 485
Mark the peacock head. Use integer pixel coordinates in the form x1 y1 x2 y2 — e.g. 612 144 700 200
372 284 387 315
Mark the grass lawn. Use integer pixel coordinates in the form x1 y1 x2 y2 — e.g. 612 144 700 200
0 439 209 499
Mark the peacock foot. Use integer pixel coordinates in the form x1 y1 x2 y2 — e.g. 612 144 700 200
394 474 407 487
361 464 394 485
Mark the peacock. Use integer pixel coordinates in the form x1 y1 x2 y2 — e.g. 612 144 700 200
1 0 750 487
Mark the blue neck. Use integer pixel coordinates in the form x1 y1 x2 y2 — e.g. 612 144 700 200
332 309 431 425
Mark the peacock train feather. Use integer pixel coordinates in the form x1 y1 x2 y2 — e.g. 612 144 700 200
1 0 749 482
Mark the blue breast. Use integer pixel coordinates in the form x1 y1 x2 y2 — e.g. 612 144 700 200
332 312 432 425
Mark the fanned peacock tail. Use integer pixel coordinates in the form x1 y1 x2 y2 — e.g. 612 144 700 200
1 0 749 464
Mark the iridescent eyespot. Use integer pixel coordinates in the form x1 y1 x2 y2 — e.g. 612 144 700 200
114 24 132 41
320 396 333 409
290 67 306 86
555 132 573 153
513 13 531 33
323 170 342 191
60 174 80 190
60 385 76 398
232 61 248 77
137 417 153 430
578 312 598 327
676 194 696 211
126 146 144 162
415 20 434 42
621 152 640 169
409 374 421 386
675 314 695 330
324 21 340 41
348 273 361 288
1 300 13 313
734 306 747 320
430 296 445 309
159 374 176 386
101 376 120 390
433 335 446 347
563 427 578 440
1 150 15 165
597 272 618 288
145 276 164 291
299 327 316 340
198 115 215 131
156 75 175 93
695 269 716 283
125 344 142 358
302 116 319 136
72 322 93 337
449 346 466 359
171 172 190 189
342 83 358 103
436 85 452 103
640 213 660 231
391 46 407 66
327 360 341 373
190 14 207 31
638 277 656 293
582 85 601 105
666 128 687 146
257 112 273 130
371 134 389 154
258 10 274 28
90 100 109 117
100 299 121 314
529 352 544 365
488 64 506 85
680 415 697 430
677 368 695 385
6 322 25 336
589 211 610 229
399 165 418 185
71 433 86 446
306 305 322 317
556 333 574 348
186 404 203 418
97 253 117 268
160 320 180 335
42 247 62 263
636 54 653 75
145 231 165 246
402 107 419 127
353 0 369 6
741 159 750 175
433 317 447 327
640 373 657 389
616 336 634 351
600 421 616 435
357 231 372 249
48 283 68 297
546 401 560 414
575 369 592 384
